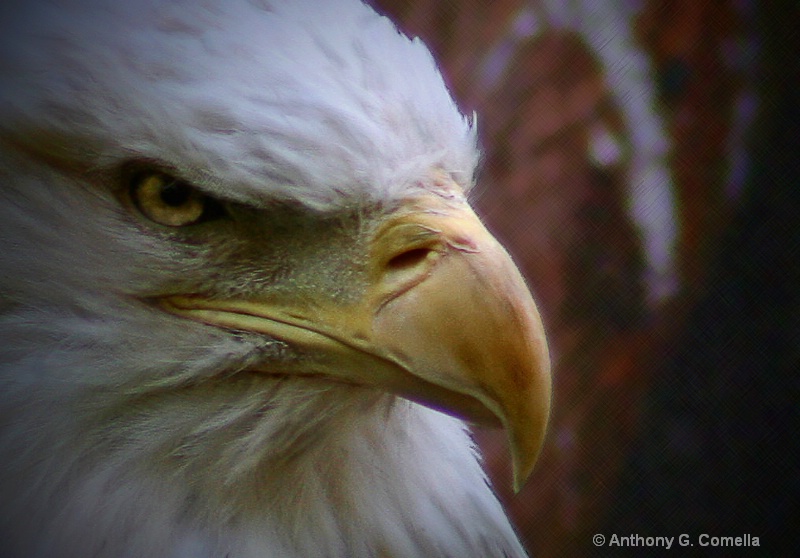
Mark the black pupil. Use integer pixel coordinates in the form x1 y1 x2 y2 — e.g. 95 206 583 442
159 180 194 207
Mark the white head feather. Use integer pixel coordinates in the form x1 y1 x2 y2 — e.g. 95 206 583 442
0 0 478 209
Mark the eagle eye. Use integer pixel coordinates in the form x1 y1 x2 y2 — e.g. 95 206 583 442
130 171 224 227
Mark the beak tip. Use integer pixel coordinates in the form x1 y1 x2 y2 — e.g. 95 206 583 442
510 444 539 494
506 382 552 494
512 476 525 495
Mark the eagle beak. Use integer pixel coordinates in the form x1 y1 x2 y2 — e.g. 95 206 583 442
162 186 551 491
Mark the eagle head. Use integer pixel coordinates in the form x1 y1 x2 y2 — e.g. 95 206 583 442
0 1 550 556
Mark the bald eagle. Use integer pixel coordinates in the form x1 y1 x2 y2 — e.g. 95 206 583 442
0 1 551 557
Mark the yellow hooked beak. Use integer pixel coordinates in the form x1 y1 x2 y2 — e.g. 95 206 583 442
161 183 551 491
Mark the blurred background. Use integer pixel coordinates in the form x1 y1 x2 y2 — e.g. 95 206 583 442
372 0 798 555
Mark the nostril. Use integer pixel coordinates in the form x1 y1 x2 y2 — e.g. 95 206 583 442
387 247 434 271
381 246 441 298
379 241 445 300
